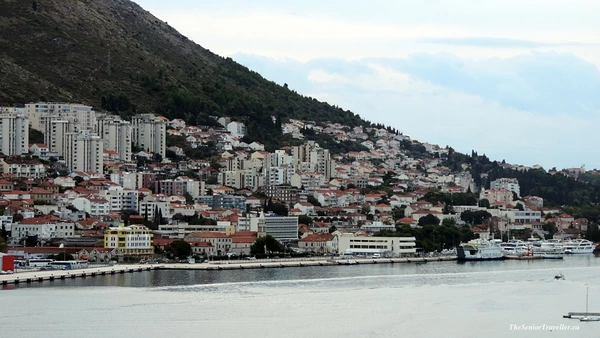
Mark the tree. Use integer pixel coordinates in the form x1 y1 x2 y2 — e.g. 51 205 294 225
250 235 285 255
478 199 490 208
515 203 524 211
166 240 192 259
0 224 7 241
298 215 313 225
0 237 6 253
542 222 558 240
418 214 440 226
184 192 195 205
329 225 337 233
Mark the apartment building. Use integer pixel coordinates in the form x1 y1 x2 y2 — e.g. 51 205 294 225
131 114 166 158
0 112 29 155
64 130 104 174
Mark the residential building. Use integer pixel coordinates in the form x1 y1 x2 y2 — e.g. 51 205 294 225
0 112 29 155
25 102 97 134
490 178 521 197
64 130 104 174
72 196 110 216
1 158 46 178
100 186 139 212
131 114 166 158
184 231 232 256
97 115 132 162
298 233 338 254
104 224 154 256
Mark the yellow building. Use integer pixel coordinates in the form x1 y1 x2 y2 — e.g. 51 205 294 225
104 224 154 256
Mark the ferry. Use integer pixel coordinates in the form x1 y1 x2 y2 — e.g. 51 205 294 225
457 239 504 261
563 239 595 254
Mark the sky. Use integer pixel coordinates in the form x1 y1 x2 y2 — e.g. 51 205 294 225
135 0 600 170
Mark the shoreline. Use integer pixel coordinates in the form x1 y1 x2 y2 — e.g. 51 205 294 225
0 256 457 286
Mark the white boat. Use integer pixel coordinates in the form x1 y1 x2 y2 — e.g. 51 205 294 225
532 241 565 259
563 239 595 254
500 240 531 257
457 239 504 261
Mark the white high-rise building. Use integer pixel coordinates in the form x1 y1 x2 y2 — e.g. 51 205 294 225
48 120 70 156
97 115 132 162
64 130 104 174
0 112 29 155
131 114 166 158
25 102 97 133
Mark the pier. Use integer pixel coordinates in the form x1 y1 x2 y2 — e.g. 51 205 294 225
0 256 457 286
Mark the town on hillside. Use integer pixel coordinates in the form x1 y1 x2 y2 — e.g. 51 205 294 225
0 102 596 264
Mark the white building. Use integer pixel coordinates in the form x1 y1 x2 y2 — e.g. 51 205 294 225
0 112 29 155
490 178 521 197
104 225 153 256
338 234 417 257
47 119 70 156
131 114 166 158
226 121 246 138
97 115 132 162
100 186 139 212
64 130 104 174
26 102 96 141
257 213 299 241
72 196 110 217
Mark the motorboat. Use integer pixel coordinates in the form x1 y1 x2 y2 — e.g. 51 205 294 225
457 239 504 261
563 239 595 254
554 273 565 280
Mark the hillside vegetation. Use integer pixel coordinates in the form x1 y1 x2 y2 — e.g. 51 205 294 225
0 0 367 138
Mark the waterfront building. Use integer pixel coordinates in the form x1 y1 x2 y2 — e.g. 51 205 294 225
257 213 299 241
338 234 416 257
104 224 154 256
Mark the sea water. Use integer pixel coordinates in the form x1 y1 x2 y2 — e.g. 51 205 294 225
1 255 598 338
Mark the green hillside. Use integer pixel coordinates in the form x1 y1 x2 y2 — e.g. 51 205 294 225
0 0 367 137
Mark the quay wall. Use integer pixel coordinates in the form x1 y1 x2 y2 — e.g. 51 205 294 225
0 256 457 286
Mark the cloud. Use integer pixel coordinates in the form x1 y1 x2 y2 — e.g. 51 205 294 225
418 37 598 48
233 52 600 169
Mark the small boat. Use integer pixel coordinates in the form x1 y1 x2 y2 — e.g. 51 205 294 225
554 273 565 280
342 260 357 265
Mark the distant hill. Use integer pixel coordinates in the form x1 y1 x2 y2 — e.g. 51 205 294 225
0 0 368 146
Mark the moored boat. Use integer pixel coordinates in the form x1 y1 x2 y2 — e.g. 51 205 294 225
563 239 595 254
457 239 504 261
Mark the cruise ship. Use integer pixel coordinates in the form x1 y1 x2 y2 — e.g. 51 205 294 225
563 239 595 254
457 239 504 261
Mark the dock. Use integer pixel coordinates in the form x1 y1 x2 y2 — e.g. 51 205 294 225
0 256 457 286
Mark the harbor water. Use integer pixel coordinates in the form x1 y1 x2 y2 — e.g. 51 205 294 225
1 255 599 337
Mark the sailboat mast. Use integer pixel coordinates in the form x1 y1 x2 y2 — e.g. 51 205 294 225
586 286 589 316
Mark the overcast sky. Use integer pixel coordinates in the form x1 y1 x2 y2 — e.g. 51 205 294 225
135 0 600 170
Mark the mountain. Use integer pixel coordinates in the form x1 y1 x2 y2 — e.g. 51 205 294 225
0 0 367 132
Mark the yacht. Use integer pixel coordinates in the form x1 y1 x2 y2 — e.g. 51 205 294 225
532 241 565 259
457 239 504 261
500 240 531 256
563 239 595 254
